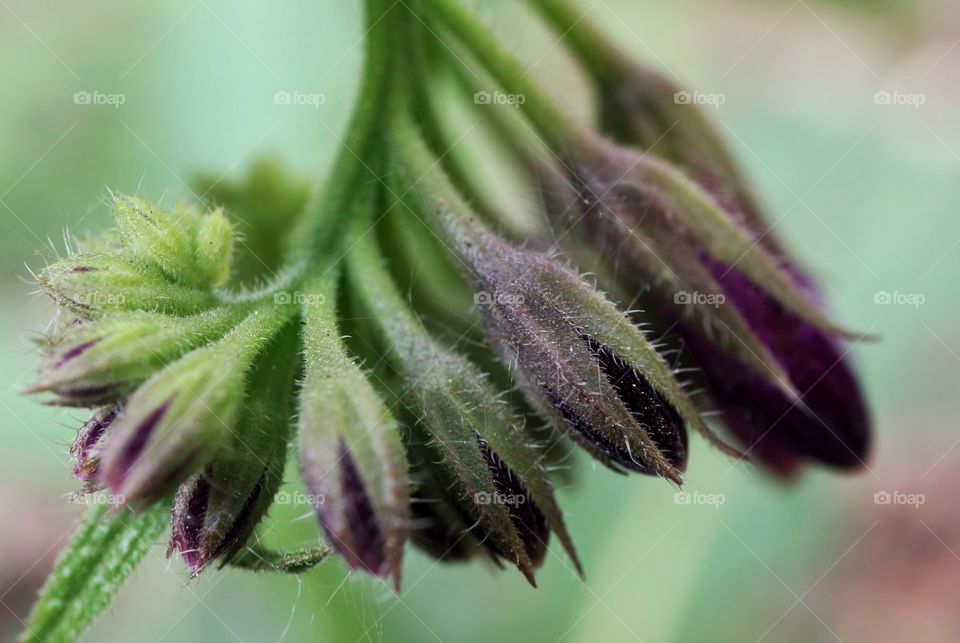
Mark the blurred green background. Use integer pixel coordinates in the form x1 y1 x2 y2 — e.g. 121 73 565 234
2 0 959 641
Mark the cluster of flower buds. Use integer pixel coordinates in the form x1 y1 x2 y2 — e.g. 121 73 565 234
25 0 873 599
29 194 307 575
534 56 871 478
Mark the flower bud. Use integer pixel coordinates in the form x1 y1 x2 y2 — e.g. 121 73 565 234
38 254 216 318
407 458 482 563
438 215 739 482
565 137 856 341
399 345 581 585
194 208 234 288
111 196 199 286
27 309 241 407
111 196 236 289
297 278 409 585
347 232 580 585
99 307 290 504
71 406 118 489
678 261 871 474
542 124 871 474
170 323 299 574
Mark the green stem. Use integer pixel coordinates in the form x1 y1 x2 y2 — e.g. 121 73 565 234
426 0 584 152
525 0 630 83
230 543 331 574
345 209 435 367
287 0 395 267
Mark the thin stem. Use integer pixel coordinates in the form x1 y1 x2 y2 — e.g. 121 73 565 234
230 543 331 574
346 211 432 360
525 0 629 83
426 0 584 152
287 0 395 267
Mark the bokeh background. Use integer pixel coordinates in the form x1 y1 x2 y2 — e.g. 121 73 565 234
2 0 959 641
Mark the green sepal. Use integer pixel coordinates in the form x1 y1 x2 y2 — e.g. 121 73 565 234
38 253 217 318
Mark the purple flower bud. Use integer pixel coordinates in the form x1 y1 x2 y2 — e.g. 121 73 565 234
297 280 409 585
306 442 391 577
169 467 269 575
678 259 871 473
99 308 289 503
71 406 118 488
26 309 241 408
474 434 550 570
168 322 300 574
448 221 732 482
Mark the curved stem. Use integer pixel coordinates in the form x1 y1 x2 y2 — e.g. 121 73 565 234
525 0 630 83
346 211 433 360
287 0 395 267
426 0 585 152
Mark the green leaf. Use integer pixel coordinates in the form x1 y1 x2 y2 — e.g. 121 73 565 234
22 503 167 643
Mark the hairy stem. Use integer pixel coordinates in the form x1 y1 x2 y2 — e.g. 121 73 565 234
426 0 583 152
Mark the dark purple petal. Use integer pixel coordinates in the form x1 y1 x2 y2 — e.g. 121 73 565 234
311 441 388 577
53 338 100 369
475 434 549 568
104 397 174 490
583 336 688 471
682 259 870 471
71 407 117 483
171 473 211 573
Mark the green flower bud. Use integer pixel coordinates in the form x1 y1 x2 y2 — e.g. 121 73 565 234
38 254 217 318
111 196 199 286
99 306 292 504
194 208 234 288
107 194 237 290
27 308 243 406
